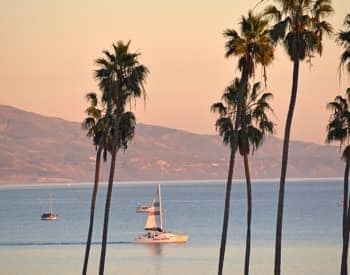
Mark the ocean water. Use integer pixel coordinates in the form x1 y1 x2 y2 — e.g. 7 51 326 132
0 179 343 274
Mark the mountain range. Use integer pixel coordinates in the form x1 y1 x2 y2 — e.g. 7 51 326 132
0 105 344 184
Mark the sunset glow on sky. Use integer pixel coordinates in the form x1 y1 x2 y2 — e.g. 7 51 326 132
0 0 349 144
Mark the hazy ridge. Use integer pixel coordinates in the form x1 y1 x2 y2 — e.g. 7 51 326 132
0 105 344 184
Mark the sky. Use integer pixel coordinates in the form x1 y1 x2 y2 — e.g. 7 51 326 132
0 0 349 145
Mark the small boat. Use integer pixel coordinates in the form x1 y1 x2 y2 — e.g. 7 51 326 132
133 184 188 244
41 193 58 221
136 202 152 213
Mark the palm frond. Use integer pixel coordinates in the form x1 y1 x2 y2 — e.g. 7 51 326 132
246 125 264 153
119 111 136 150
263 5 282 21
339 50 350 71
224 29 244 58
326 89 350 149
85 92 98 106
313 0 334 19
215 117 234 148
211 102 227 116
82 117 96 132
250 82 262 102
337 31 350 46
270 18 289 43
212 79 274 155
85 106 102 119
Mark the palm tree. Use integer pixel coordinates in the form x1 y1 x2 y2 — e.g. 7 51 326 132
81 92 112 275
96 41 149 275
327 88 350 275
218 11 274 275
263 1 333 274
212 80 275 275
336 14 350 75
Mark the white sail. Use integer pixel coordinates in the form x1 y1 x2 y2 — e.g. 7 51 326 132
144 184 163 232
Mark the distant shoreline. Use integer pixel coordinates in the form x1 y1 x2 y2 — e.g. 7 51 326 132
0 177 343 189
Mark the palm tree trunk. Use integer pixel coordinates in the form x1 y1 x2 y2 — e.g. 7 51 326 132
218 70 248 275
82 146 102 275
341 160 350 275
99 143 118 275
243 153 252 275
218 148 236 275
274 58 300 275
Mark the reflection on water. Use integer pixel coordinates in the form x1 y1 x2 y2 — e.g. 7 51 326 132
145 244 163 256
148 244 163 274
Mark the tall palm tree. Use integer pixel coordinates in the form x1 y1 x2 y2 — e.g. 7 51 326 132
327 88 350 275
212 80 275 275
218 11 274 275
96 41 149 275
264 1 333 274
81 92 112 275
336 14 350 75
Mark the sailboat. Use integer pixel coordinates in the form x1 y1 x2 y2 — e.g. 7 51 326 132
41 193 58 221
133 184 188 244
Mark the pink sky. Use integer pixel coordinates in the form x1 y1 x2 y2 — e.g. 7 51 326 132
0 0 349 144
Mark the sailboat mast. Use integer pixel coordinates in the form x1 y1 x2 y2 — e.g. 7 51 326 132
49 193 53 214
158 184 163 231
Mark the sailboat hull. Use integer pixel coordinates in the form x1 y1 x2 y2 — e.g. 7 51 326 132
133 232 188 244
41 213 58 221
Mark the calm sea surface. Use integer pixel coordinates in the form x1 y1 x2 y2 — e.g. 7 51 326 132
0 179 344 274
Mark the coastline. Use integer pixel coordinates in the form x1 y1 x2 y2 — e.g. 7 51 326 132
0 177 344 189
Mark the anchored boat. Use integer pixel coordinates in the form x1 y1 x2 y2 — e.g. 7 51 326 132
136 202 152 213
133 184 188 244
41 193 58 221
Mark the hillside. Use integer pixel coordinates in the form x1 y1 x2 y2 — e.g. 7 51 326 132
0 105 344 184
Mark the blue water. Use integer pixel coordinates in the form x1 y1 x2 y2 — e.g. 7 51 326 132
0 179 344 274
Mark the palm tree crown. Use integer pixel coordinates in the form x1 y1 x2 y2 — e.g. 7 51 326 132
337 14 350 74
264 0 333 61
95 41 148 113
326 88 350 148
82 92 112 157
224 11 274 82
212 79 275 154
93 41 148 152
82 92 137 153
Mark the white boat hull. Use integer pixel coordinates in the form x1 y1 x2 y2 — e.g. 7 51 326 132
41 213 58 221
133 232 188 244
136 204 151 213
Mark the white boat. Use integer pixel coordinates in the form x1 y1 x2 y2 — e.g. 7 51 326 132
41 193 58 221
133 184 188 244
136 202 152 213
